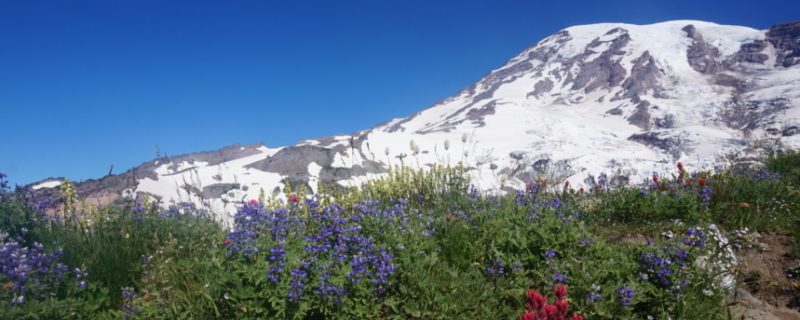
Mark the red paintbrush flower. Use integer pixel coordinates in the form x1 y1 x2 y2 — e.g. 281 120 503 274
542 304 558 318
556 299 569 313
519 285 582 320
527 290 547 311
287 193 299 204
554 284 567 301
518 310 536 320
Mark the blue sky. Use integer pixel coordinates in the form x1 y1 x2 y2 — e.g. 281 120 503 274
1 0 798 185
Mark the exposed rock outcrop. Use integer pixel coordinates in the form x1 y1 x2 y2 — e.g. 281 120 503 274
766 21 800 67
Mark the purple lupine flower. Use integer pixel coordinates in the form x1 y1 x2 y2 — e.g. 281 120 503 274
0 234 72 303
552 272 567 283
315 279 346 304
121 287 139 319
457 211 474 223
370 248 396 291
550 197 562 209
515 190 529 207
468 185 479 200
749 169 780 181
73 267 88 289
701 187 713 206
486 259 504 277
299 201 397 299
683 227 707 248
617 285 634 307
674 249 689 262
642 251 673 287
266 262 284 283
544 249 557 258
348 255 369 284
287 268 307 303
527 208 539 223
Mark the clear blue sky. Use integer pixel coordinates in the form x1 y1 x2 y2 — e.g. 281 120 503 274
1 0 797 185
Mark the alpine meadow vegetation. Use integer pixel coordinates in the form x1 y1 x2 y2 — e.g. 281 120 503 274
1 151 799 319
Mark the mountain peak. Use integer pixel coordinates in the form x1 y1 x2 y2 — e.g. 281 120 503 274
31 20 800 223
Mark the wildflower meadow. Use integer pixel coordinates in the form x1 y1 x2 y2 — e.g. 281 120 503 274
1 151 799 319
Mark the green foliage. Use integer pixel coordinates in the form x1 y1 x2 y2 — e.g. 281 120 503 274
764 150 800 254
37 207 221 306
706 169 799 232
766 149 800 186
133 223 226 319
0 292 115 320
589 187 706 224
0 191 38 241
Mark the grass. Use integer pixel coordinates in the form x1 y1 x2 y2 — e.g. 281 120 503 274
0 151 798 319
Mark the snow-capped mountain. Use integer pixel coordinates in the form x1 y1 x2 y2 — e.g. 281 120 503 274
31 20 800 222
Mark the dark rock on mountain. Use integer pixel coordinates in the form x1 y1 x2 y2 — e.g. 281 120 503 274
684 24 724 74
766 21 800 67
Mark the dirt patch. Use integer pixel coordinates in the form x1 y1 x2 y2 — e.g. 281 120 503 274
733 233 800 319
